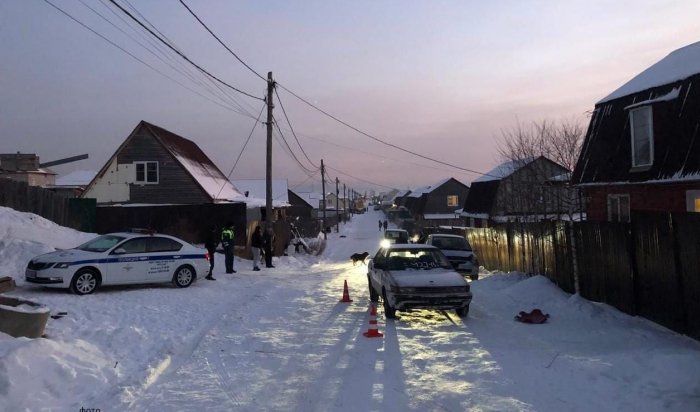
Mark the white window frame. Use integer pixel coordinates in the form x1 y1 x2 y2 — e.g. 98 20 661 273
607 194 630 223
134 161 159 184
629 106 654 167
447 195 459 207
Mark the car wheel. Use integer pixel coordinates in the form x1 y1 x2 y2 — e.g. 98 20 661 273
456 304 470 318
470 274 479 281
70 268 100 295
382 289 396 319
368 275 379 302
172 265 195 288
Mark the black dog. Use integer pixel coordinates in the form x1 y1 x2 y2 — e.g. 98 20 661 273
350 251 370 266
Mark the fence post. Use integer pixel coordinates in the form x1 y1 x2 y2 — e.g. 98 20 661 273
569 221 580 295
669 213 689 335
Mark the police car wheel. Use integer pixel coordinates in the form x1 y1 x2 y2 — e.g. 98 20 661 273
173 265 195 288
70 269 99 295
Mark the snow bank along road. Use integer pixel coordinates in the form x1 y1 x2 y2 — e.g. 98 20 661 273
1 206 699 411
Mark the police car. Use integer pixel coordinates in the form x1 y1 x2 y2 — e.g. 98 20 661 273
25 231 210 295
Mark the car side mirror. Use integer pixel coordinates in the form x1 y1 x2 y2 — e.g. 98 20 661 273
112 248 127 255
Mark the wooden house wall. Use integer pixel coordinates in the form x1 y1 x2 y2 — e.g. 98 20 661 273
584 182 700 221
421 179 470 215
118 127 210 204
493 158 570 216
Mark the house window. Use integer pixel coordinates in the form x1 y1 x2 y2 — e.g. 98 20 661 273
447 195 459 207
135 161 158 184
607 194 630 222
686 190 700 212
629 106 654 167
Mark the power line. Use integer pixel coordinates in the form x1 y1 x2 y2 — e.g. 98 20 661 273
272 118 318 175
178 0 266 82
327 165 397 190
275 83 503 179
273 87 318 169
43 0 258 119
106 0 264 101
82 0 254 118
216 103 267 199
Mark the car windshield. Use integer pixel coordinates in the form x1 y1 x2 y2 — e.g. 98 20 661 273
386 249 452 271
433 236 471 251
385 231 409 243
76 235 126 252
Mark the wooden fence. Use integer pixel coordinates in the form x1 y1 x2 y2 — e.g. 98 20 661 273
0 178 95 232
463 212 700 341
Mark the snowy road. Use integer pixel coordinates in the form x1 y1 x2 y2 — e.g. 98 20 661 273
1 206 699 411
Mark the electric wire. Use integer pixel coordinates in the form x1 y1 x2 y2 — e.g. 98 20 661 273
272 119 318 175
107 0 264 101
274 87 319 169
327 166 396 190
178 0 267 82
276 83 503 179
81 0 253 118
216 103 267 199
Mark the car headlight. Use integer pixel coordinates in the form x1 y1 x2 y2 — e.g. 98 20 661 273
380 239 391 249
54 262 71 269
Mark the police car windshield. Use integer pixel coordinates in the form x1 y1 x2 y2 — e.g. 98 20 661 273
76 235 126 252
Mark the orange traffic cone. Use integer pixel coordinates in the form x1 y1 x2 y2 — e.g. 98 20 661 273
363 302 383 338
339 279 353 303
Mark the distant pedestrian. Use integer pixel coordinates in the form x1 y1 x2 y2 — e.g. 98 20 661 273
251 226 262 271
204 225 219 280
263 226 275 268
383 220 388 231
378 220 382 231
221 222 236 274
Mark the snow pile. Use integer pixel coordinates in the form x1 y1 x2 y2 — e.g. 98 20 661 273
0 207 699 411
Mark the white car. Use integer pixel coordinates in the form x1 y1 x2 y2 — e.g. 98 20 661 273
25 231 210 295
425 233 479 280
367 244 473 318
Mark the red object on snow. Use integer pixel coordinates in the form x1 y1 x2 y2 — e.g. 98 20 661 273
515 309 550 324
339 279 353 303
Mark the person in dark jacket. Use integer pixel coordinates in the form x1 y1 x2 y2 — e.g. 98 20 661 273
378 220 382 231
383 220 388 231
251 226 262 271
204 225 219 280
221 222 236 274
262 226 275 268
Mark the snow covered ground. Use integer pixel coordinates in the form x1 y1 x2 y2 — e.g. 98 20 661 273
1 205 699 411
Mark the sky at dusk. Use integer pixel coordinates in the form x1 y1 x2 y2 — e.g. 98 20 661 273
2 0 700 193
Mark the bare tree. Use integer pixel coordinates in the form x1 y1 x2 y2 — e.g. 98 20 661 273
497 118 585 293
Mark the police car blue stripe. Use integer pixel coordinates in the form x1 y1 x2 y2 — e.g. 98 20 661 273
66 254 207 267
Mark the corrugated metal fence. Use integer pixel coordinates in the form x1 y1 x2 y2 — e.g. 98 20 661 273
462 212 700 341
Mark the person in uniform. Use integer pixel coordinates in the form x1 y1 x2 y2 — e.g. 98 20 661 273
221 222 236 274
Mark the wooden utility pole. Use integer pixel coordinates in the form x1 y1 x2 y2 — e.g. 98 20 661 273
321 159 327 240
335 177 340 232
265 72 274 228
343 184 346 215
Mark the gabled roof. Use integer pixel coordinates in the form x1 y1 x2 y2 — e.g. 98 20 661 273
287 189 314 209
146 122 242 201
599 41 700 104
84 121 243 203
474 159 533 183
408 177 463 197
292 191 323 209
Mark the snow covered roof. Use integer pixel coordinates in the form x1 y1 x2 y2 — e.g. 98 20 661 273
408 178 455 197
474 159 531 183
231 179 289 207
55 170 96 187
599 41 700 104
292 191 323 209
149 123 243 202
